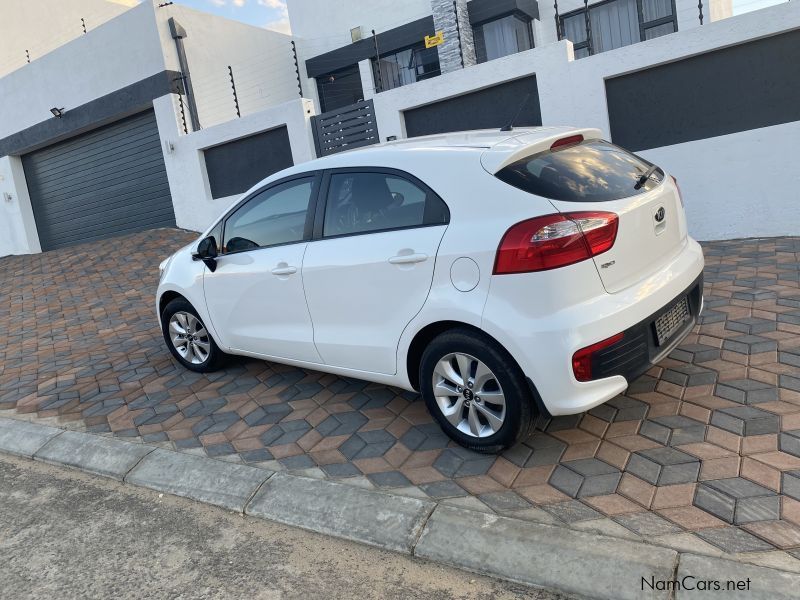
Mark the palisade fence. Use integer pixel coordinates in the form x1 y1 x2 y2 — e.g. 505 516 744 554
311 100 381 157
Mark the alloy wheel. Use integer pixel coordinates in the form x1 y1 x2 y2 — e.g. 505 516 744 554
168 311 211 365
431 352 507 438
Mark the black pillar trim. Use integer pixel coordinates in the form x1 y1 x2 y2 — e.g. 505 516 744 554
168 17 201 132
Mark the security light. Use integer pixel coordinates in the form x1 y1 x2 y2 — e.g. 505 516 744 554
50 107 65 118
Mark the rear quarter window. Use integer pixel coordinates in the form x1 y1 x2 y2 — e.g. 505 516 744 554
496 139 664 202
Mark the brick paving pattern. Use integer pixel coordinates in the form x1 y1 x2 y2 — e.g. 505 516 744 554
2 229 800 555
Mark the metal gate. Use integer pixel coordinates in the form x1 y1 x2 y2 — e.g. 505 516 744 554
22 110 176 251
311 99 381 157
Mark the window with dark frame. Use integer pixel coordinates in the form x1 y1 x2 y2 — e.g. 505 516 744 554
473 14 535 63
371 43 441 93
561 0 677 58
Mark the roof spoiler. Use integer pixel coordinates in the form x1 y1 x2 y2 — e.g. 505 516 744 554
481 128 604 175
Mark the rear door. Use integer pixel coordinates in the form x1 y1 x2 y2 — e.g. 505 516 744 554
494 138 687 293
301 168 449 375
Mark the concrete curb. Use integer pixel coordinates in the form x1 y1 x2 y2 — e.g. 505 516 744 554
246 471 435 553
126 448 272 513
35 430 154 481
416 504 677 600
3 416 800 599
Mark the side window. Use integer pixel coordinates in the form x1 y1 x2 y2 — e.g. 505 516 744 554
323 172 447 237
223 178 314 253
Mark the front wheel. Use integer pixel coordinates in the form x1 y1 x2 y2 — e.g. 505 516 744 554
161 298 225 372
419 329 534 453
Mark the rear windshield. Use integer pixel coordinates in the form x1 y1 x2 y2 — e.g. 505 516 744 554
496 139 664 202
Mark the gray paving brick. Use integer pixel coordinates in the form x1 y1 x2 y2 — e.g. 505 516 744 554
695 478 779 524
723 335 778 355
710 406 781 436
715 379 779 405
780 431 800 458
478 491 531 512
540 500 603 524
782 471 800 501
661 364 718 387
725 317 777 334
669 343 721 364
419 480 468 499
640 415 706 446
696 526 775 553
614 512 682 537
627 448 699 486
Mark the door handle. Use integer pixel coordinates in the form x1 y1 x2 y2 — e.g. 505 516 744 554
388 253 428 265
271 265 297 276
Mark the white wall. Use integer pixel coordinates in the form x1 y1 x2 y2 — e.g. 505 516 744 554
0 156 41 257
369 2 800 240
0 1 164 140
288 0 432 56
0 0 136 78
154 95 317 233
155 4 301 129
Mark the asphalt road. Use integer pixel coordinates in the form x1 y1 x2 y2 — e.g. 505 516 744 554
0 454 568 600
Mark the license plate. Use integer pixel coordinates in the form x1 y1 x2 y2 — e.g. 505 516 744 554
654 297 690 346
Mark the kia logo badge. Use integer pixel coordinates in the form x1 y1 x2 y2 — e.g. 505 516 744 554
654 207 666 223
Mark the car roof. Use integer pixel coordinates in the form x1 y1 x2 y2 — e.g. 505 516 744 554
254 126 602 190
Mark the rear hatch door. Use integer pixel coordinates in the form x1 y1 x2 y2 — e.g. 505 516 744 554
490 136 688 293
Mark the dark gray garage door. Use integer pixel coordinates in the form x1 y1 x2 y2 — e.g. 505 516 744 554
22 110 176 251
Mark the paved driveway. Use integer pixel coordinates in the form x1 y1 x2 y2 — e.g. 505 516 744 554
2 229 800 556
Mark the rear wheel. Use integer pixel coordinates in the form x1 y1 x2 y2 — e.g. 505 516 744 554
161 298 225 372
419 329 533 453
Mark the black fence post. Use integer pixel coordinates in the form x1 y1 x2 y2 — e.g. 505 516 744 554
698 0 704 24
228 66 241 118
25 49 30 63
291 40 304 98
81 18 87 34
372 29 382 93
176 92 188 134
584 0 593 55
554 0 562 41
453 0 464 68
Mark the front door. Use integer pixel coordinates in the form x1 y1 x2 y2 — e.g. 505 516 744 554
203 175 322 363
302 169 449 374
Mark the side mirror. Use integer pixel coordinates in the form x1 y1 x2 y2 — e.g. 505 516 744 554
192 236 218 272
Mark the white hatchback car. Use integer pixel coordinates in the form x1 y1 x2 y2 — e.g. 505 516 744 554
157 127 704 452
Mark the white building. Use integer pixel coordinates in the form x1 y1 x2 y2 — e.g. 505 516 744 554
1 0 797 258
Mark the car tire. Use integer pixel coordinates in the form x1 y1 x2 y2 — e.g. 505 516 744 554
161 298 225 373
420 328 534 453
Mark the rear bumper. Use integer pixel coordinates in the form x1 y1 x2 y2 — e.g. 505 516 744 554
481 237 705 416
590 274 703 384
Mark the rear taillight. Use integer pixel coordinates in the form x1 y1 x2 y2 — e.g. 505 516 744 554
572 333 624 382
671 175 684 207
493 212 619 275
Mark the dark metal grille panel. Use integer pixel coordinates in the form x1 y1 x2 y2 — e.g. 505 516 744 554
22 110 176 251
311 99 380 158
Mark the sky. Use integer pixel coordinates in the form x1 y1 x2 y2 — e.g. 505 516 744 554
153 0 778 33
169 0 290 33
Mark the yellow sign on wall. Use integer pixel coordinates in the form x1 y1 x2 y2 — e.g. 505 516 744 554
425 30 444 48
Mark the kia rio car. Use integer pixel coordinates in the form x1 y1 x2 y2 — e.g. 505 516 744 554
157 127 704 452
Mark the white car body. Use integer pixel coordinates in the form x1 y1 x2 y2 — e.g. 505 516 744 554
157 127 704 421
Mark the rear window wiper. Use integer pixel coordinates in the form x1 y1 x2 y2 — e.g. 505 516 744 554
634 165 660 190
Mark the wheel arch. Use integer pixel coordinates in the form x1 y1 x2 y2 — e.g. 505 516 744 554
405 321 509 390
158 290 187 319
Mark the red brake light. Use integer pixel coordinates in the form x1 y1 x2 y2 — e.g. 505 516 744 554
671 175 684 207
550 135 584 150
493 211 619 275
572 333 624 382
